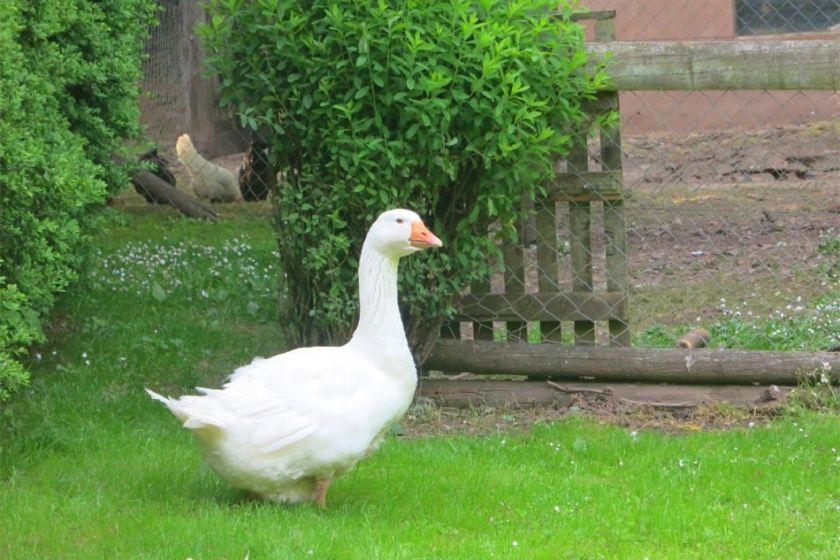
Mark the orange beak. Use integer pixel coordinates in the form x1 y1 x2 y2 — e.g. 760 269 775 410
410 221 443 249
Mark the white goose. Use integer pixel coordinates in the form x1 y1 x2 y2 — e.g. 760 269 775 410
147 209 442 506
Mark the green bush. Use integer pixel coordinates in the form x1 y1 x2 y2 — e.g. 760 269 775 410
0 278 38 401
0 0 153 399
17 0 156 189
203 0 608 357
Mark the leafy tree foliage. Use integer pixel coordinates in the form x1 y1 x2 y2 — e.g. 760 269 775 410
203 0 609 358
0 0 154 398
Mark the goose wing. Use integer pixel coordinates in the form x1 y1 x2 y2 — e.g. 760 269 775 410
207 346 379 453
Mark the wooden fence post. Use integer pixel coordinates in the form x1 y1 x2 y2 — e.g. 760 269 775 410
595 16 631 347
536 200 563 342
567 135 597 346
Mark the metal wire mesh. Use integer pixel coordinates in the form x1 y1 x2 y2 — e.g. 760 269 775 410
137 2 840 353
736 0 840 35
138 0 249 208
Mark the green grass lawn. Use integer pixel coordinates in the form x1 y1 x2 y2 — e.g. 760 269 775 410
1 196 839 559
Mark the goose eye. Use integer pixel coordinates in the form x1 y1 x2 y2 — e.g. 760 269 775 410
395 218 405 224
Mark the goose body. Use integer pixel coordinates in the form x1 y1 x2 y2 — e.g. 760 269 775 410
147 209 442 505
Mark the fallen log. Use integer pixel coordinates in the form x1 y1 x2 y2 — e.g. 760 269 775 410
424 340 839 385
418 379 794 409
129 167 219 220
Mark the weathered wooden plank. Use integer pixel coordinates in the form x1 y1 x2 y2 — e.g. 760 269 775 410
582 93 619 116
545 382 794 408
425 340 840 385
502 241 527 342
603 201 629 345
566 135 596 345
545 171 623 201
419 380 572 408
594 12 616 42
535 201 562 342
419 379 795 409
598 90 630 346
471 275 495 341
586 41 840 91
456 291 626 323
569 10 616 22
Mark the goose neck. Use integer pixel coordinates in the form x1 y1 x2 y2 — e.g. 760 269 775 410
349 243 407 349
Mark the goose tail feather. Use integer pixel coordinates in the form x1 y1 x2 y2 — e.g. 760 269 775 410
145 388 226 431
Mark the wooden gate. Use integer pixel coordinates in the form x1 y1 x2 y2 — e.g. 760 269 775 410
438 11 630 353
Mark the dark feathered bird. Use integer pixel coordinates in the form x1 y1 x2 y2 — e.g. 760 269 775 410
136 148 177 204
238 139 274 201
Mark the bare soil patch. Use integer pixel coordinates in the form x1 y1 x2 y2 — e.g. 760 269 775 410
619 123 839 290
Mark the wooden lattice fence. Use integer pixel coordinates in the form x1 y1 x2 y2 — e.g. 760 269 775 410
439 12 630 351
425 11 840 388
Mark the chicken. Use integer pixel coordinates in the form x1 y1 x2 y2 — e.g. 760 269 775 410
175 133 241 203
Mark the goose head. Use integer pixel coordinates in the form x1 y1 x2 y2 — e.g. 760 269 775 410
365 209 443 258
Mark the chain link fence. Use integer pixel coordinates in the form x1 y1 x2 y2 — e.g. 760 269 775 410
137 1 840 353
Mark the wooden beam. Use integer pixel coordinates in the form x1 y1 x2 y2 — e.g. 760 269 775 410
456 291 626 323
598 94 630 346
419 380 794 409
419 380 572 408
566 136 596 346
546 171 623 201
503 224 527 342
425 340 840 385
569 10 616 22
582 93 619 115
535 200 562 343
586 41 840 91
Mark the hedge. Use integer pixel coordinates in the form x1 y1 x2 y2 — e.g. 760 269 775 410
202 0 609 359
0 0 154 399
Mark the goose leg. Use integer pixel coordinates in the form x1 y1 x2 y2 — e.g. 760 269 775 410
314 478 331 508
